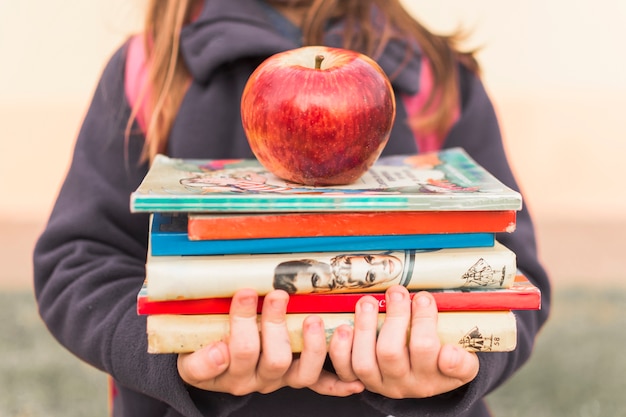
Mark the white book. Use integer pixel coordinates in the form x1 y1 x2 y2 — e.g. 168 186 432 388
147 311 518 354
145 241 517 300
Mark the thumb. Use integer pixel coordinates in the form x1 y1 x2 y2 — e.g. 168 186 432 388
438 344 479 384
178 342 230 386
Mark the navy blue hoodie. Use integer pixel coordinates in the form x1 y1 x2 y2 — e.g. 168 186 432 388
33 1 550 416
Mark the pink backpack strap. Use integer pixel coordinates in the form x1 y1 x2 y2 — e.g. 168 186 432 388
123 2 204 135
125 34 150 133
401 56 459 153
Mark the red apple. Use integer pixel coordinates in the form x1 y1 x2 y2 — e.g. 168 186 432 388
241 46 396 186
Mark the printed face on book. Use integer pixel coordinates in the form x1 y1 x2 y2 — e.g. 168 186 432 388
330 254 403 289
273 259 333 294
272 254 403 294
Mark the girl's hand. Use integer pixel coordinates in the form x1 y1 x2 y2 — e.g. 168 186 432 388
329 286 479 399
177 289 364 397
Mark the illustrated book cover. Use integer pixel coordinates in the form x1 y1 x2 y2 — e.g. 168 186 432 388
150 213 495 256
130 147 523 213
137 274 540 315
146 311 518 353
144 241 517 300
187 210 517 240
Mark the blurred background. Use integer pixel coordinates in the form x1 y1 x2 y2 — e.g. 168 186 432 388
1 0 625 416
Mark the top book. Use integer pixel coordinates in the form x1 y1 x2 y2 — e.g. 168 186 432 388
130 147 522 213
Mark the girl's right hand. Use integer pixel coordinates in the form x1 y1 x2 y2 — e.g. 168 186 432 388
177 288 364 397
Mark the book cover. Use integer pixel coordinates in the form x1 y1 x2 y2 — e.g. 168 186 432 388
137 274 541 315
130 148 522 213
187 210 517 240
146 311 518 353
150 213 495 256
145 241 517 300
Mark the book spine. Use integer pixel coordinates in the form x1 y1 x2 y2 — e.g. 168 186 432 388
187 211 517 240
150 230 496 256
145 242 517 300
146 311 517 354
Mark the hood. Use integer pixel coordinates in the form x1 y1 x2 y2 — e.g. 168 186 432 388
180 0 422 94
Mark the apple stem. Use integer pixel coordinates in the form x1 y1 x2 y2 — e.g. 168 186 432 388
315 55 325 70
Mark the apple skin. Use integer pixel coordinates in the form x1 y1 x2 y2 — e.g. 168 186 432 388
241 46 396 186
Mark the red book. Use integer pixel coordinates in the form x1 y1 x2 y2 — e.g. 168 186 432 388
137 274 540 315
187 211 517 240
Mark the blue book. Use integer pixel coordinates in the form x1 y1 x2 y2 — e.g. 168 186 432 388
150 213 495 256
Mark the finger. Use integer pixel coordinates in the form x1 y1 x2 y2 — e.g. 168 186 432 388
284 315 328 387
307 370 366 397
351 296 381 383
329 324 358 382
438 344 480 384
177 342 230 387
257 290 292 383
227 288 262 377
408 291 441 375
376 286 411 379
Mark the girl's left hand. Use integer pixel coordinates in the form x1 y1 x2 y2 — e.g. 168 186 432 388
329 286 480 399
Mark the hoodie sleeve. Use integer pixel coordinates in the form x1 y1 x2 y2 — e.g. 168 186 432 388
32 42 250 417
360 65 551 416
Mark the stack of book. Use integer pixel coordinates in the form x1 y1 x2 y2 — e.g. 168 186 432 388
130 147 541 354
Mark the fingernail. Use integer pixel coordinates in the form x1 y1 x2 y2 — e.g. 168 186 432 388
336 327 350 340
447 345 461 369
208 345 226 366
240 295 256 306
361 301 376 312
270 297 287 310
389 290 404 302
415 294 431 307
307 317 322 332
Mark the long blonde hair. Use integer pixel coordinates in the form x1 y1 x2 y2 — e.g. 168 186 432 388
135 0 479 162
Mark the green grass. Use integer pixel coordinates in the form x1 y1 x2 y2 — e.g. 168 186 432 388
0 292 108 417
1 287 625 417
486 287 626 417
